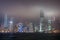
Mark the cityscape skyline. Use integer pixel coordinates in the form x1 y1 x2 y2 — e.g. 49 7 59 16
0 0 60 33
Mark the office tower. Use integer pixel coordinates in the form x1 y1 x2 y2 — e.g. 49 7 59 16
48 19 52 31
9 17 13 32
17 23 24 32
34 25 39 32
39 10 45 32
0 13 4 32
28 22 34 32
4 14 8 28
23 22 33 32
0 13 4 26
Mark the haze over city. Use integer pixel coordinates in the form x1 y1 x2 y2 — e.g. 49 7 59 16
0 0 60 33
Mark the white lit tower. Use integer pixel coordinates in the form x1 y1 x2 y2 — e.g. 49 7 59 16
9 17 13 32
47 17 52 31
39 10 45 32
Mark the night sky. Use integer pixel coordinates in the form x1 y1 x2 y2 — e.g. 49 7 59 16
0 0 60 25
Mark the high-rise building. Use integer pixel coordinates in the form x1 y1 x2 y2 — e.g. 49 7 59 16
28 22 34 32
17 23 24 32
4 14 8 28
9 17 13 32
0 13 4 25
48 19 52 31
39 10 45 32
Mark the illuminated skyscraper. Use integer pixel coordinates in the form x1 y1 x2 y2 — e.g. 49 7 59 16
9 17 13 32
4 14 8 28
28 22 34 32
17 23 24 32
48 20 51 30
39 10 45 32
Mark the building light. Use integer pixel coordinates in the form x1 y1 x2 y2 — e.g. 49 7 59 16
39 23 43 32
9 21 13 24
1 30 4 33
48 26 51 30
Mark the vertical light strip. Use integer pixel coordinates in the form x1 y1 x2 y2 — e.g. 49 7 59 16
40 23 42 32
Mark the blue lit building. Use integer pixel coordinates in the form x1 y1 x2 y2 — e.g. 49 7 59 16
18 23 24 32
4 14 8 28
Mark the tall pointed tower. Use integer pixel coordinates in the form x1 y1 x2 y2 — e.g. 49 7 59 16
39 10 45 32
4 14 8 28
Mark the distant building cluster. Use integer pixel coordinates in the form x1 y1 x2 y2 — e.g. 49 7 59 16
0 10 59 33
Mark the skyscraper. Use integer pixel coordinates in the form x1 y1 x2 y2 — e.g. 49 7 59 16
28 22 34 32
9 17 13 32
4 14 8 28
0 13 4 26
39 10 45 32
48 19 52 31
17 23 24 32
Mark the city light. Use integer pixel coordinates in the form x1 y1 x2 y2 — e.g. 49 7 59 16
0 4 59 33
39 23 42 32
1 30 4 33
9 21 13 24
